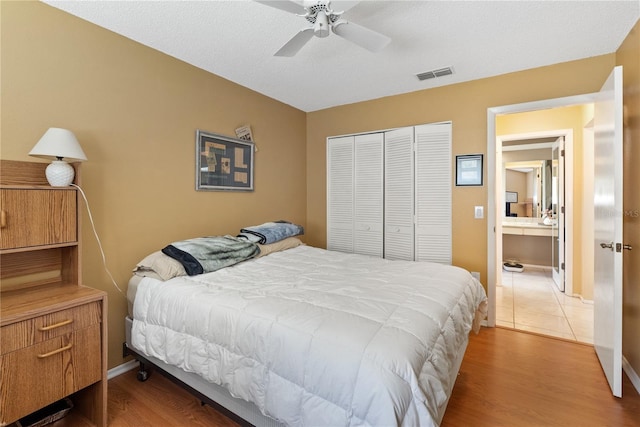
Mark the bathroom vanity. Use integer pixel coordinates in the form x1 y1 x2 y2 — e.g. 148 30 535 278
502 218 555 266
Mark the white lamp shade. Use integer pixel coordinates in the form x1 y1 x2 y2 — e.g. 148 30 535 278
29 128 87 162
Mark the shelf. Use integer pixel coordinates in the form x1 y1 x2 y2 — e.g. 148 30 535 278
0 284 105 327
0 242 78 255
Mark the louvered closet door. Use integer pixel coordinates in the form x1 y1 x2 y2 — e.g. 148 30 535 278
327 136 354 252
415 123 452 264
354 133 384 257
384 127 415 260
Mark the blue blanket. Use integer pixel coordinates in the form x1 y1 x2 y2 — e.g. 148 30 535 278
162 235 259 276
237 221 304 244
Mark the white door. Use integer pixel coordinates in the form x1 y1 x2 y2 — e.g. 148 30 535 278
354 133 384 257
414 122 452 264
593 66 623 397
384 127 415 260
326 136 354 252
551 137 565 291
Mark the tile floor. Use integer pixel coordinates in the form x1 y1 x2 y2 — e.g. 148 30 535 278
496 266 594 344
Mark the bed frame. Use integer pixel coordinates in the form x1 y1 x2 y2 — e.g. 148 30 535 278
123 316 467 426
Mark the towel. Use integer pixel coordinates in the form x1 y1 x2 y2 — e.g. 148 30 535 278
161 235 259 276
237 220 304 244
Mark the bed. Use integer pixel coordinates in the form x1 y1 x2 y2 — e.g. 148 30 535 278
124 232 487 427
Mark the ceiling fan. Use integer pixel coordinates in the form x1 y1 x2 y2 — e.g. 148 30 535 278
255 0 391 57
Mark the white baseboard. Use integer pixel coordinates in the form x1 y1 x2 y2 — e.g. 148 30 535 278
107 359 139 380
623 356 640 395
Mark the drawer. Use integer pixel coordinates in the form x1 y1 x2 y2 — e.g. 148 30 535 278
0 324 102 425
0 301 101 355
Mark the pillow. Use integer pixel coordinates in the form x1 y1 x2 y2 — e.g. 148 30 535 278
256 237 303 258
133 250 187 281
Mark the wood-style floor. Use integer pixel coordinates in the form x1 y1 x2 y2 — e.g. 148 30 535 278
102 327 640 427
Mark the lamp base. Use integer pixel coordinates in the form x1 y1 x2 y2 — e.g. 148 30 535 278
45 160 75 187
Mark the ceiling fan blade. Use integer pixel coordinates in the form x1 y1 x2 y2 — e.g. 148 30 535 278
254 0 307 15
275 28 315 56
332 20 390 52
329 1 360 13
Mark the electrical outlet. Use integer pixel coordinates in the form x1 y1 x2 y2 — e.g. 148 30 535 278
474 206 484 219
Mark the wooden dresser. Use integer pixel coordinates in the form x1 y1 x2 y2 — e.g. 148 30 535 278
0 160 107 427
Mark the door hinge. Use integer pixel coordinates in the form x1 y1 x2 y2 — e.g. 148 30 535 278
561 262 565 270
561 206 565 214
561 149 565 156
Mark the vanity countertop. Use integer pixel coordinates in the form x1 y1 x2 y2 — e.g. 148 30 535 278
502 220 555 236
503 222 551 228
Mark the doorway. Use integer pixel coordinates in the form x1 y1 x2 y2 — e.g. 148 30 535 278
499 133 567 291
486 95 598 340
495 129 593 341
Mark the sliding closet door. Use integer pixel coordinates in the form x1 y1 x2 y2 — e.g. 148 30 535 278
415 122 452 264
354 133 384 257
384 127 415 260
327 136 354 252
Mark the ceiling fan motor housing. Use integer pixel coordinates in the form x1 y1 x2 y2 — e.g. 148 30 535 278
305 1 341 38
313 11 330 37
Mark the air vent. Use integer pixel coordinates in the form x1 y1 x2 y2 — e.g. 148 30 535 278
416 66 454 81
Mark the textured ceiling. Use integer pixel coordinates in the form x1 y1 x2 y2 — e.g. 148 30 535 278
42 0 639 112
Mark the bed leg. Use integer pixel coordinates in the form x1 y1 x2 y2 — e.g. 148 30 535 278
137 361 150 382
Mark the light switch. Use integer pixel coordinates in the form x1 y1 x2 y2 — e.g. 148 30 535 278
474 206 484 219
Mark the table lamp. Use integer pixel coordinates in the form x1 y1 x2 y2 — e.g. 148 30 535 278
28 128 87 187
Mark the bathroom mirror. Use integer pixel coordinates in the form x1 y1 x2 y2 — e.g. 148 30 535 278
504 160 552 217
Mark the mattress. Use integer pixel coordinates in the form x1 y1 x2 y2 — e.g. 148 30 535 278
130 245 487 426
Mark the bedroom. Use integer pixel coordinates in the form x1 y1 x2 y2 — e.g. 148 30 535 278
1 1 639 426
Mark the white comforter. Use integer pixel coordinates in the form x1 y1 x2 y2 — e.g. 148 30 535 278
132 245 487 427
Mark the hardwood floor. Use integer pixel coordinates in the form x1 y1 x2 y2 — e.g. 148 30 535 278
442 327 640 427
107 371 240 427
103 328 640 426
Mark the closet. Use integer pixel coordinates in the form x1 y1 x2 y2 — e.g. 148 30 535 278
327 122 452 264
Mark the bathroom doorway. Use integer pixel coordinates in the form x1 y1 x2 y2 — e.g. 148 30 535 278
500 134 566 289
498 130 572 294
488 102 597 343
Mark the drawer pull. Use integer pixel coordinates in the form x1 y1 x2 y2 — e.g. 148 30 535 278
0 210 6 228
37 343 73 359
38 319 73 331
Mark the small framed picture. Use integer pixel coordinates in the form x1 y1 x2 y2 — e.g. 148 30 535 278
196 130 254 191
456 154 483 186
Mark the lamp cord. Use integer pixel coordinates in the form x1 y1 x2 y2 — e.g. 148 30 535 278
70 184 126 297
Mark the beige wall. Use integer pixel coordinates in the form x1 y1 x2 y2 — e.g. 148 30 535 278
306 56 615 287
496 105 590 298
617 19 640 386
1 2 307 369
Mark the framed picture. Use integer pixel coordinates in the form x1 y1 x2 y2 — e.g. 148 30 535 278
196 130 254 191
456 154 483 186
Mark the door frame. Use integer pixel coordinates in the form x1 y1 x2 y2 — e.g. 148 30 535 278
551 136 566 291
486 94 595 327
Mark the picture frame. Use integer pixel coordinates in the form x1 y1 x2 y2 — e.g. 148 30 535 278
455 154 483 186
196 130 254 191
